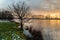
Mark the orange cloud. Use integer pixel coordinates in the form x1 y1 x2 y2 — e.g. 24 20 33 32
31 10 60 15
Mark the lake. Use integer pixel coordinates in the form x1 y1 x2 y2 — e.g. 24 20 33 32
26 19 60 40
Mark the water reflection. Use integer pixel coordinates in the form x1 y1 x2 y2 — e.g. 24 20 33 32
30 20 60 29
29 20 60 40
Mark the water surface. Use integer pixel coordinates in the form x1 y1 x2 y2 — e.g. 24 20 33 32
28 19 60 40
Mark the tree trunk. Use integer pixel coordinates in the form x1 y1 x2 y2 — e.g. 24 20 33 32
20 18 23 31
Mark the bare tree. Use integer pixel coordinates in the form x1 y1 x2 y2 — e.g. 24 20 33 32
9 2 31 30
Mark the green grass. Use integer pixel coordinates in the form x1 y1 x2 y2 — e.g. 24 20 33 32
0 22 18 28
0 22 19 30
0 22 26 40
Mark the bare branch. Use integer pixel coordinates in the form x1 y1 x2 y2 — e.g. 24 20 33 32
8 1 31 30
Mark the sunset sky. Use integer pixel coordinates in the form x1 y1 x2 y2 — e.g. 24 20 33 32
0 0 60 15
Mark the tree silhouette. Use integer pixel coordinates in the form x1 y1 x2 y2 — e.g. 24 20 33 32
0 10 13 20
9 2 31 30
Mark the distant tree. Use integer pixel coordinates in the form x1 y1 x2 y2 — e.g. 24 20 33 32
9 2 31 30
0 10 14 20
3 11 14 20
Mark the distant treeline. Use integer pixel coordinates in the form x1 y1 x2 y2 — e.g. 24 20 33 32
0 10 13 20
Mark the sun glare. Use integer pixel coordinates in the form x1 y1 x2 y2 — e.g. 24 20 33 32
50 14 56 18
50 14 55 17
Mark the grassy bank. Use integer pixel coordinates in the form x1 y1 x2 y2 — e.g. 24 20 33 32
0 22 19 31
0 22 26 40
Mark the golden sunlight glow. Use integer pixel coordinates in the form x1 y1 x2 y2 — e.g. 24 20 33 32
32 10 60 19
48 14 60 18
50 14 56 18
